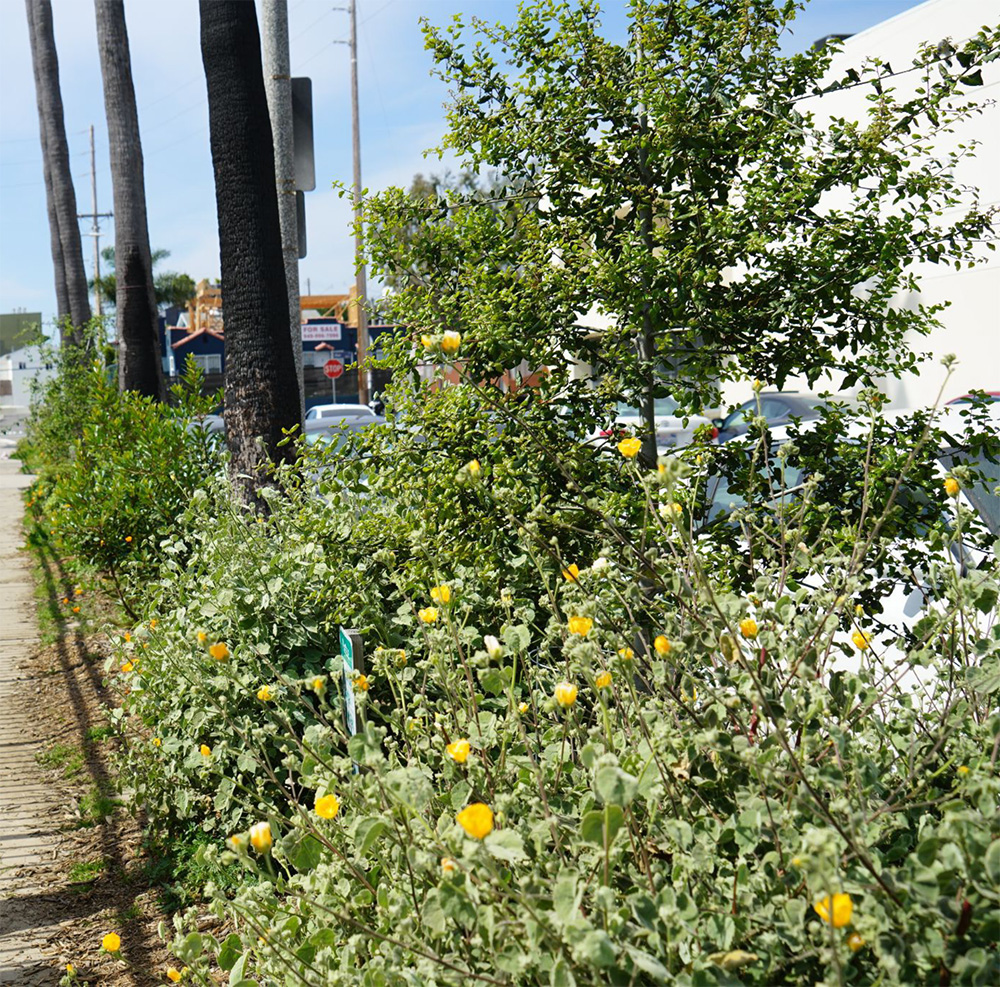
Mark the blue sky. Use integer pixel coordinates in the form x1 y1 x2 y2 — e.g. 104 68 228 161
0 0 928 331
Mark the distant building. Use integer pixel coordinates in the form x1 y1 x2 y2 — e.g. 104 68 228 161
0 344 55 408
158 282 398 406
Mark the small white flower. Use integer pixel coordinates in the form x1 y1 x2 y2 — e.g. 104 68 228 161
591 557 610 571
483 635 503 660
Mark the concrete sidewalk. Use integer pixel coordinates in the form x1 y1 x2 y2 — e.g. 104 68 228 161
0 457 65 985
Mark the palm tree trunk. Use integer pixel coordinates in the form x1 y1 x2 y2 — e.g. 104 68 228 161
95 0 165 400
24 0 92 340
200 0 302 506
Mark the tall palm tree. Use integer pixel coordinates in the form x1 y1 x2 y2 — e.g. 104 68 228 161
25 0 91 340
95 0 165 399
200 0 301 505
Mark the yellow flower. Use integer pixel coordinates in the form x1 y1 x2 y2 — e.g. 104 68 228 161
257 685 272 702
102 931 121 952
790 856 802 867
944 476 960 497
62 597 69 605
814 893 853 928
249 821 272 853
518 701 529 714
420 333 434 349
430 584 452 605
124 632 131 643
227 833 248 852
356 674 370 691
654 635 672 655
595 671 612 689
314 794 340 819
311 676 326 692
467 459 481 478
441 856 457 875
456 802 493 839
121 661 133 673
209 642 229 660
446 738 471 764
739 618 758 640
196 631 207 643
200 744 211 757
149 619 158 629
440 330 462 355
957 765 970 776
562 563 580 582
66 963 75 974
852 629 870 651
418 606 439 624
567 615 592 637
153 737 161 747
846 932 865 952
125 536 132 543
854 604 864 617
617 646 634 662
617 436 642 459
554 681 578 707
72 606 80 614
74 587 83 596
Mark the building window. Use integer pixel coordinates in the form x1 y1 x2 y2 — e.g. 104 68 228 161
190 354 222 374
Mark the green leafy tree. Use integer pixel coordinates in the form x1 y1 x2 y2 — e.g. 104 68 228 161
92 245 196 313
365 0 998 464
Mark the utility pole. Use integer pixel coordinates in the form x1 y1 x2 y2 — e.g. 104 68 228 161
262 0 304 418
77 125 112 317
349 0 370 405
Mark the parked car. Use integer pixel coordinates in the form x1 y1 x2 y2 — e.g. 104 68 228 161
700 404 999 690
304 403 378 423
303 415 386 447
593 397 716 452
714 392 827 443
946 390 1000 405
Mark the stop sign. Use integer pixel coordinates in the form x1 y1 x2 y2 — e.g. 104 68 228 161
323 358 344 379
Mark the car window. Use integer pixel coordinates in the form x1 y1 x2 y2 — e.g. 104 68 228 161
759 398 790 418
705 462 804 520
616 397 679 417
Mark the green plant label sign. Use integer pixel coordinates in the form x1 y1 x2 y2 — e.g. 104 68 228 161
339 627 364 737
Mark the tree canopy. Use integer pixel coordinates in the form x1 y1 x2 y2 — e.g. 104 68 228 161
92 245 196 314
366 0 998 456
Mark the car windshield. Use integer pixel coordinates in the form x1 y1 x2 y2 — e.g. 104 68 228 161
939 449 1000 536
704 462 805 520
616 397 679 417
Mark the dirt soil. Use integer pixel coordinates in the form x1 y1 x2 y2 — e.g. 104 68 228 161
2 621 175 986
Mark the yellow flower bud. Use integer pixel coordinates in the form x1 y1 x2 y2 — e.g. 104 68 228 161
654 635 672 655
314 794 340 819
813 893 852 928
617 436 642 459
440 330 462 355
944 476 960 497
554 681 578 707
249 821 272 853
430 584 452 605
418 607 439 624
567 615 592 637
456 802 493 839
595 671 612 689
739 618 758 640
446 738 471 764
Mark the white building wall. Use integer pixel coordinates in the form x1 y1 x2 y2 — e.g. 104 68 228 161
803 0 999 408
0 345 56 409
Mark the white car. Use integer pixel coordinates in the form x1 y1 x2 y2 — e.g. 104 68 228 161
594 397 716 452
304 403 377 423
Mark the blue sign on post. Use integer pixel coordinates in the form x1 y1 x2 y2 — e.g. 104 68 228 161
339 627 365 738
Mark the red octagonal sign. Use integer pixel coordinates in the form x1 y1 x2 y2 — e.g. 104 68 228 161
323 358 345 380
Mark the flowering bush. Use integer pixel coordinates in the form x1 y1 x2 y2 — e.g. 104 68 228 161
60 365 990 986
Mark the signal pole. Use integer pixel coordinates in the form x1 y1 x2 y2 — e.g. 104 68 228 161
77 125 112 316
348 0 370 405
